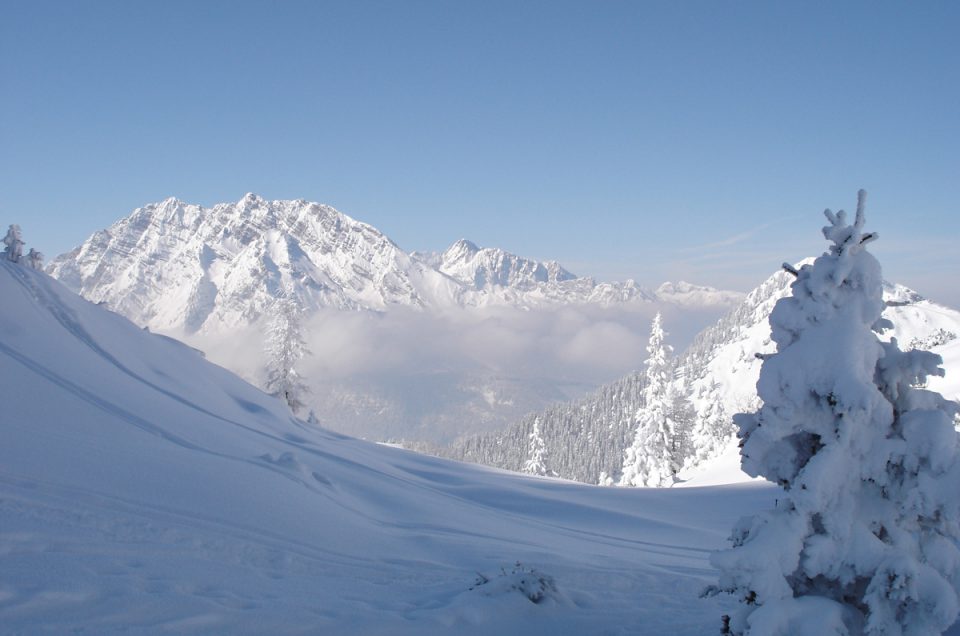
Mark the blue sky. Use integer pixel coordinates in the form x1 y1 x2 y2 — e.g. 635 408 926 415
2 1 958 303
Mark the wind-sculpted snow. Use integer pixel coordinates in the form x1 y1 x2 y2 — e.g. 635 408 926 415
1 261 781 634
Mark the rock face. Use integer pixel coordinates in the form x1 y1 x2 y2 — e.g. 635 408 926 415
49 194 744 334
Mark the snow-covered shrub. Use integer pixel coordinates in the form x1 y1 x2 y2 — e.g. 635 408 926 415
908 328 957 351
710 191 960 635
469 562 558 605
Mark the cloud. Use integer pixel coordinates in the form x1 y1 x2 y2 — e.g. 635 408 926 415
183 301 732 442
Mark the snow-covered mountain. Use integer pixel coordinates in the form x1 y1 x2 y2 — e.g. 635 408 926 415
0 258 775 634
655 280 746 307
47 194 463 332
438 261 960 485
48 195 742 334
415 238 576 291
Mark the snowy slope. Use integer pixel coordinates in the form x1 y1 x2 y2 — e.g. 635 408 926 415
679 264 960 484
683 265 960 428
0 261 776 634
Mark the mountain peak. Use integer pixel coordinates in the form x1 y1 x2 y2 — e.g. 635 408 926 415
441 238 481 262
435 239 577 292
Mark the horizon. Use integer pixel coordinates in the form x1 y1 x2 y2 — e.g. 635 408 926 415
2 1 958 305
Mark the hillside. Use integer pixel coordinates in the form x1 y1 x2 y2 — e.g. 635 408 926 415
0 258 775 634
437 262 960 485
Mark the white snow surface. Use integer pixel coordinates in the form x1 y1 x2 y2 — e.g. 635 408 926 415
1 261 777 634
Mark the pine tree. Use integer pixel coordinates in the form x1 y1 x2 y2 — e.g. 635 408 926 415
3 224 24 263
26 248 44 270
522 417 549 476
710 191 960 635
690 381 734 464
264 293 311 414
620 313 680 487
668 378 696 466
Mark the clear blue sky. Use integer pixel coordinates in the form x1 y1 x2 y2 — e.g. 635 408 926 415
2 1 958 304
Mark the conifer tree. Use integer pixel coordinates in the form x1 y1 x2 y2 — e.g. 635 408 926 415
3 224 24 263
620 313 680 487
691 381 734 464
710 191 960 635
26 248 44 270
522 417 549 476
264 293 311 414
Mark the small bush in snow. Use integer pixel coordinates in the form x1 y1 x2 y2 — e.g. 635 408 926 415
709 191 960 635
470 562 558 605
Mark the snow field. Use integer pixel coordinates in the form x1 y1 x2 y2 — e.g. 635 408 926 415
0 261 774 634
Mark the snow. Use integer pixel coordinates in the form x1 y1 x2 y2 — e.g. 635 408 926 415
678 444 761 488
1 260 778 634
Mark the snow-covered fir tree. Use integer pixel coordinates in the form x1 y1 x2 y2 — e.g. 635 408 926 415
264 293 311 414
3 224 24 263
668 379 696 466
710 191 960 635
26 248 44 270
620 313 681 487
689 381 734 465
522 417 550 476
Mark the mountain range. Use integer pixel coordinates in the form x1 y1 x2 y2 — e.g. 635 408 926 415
48 194 742 334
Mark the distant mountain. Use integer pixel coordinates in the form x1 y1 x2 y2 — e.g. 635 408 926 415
50 195 743 335
415 238 576 291
435 262 960 485
48 194 461 332
655 280 746 307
